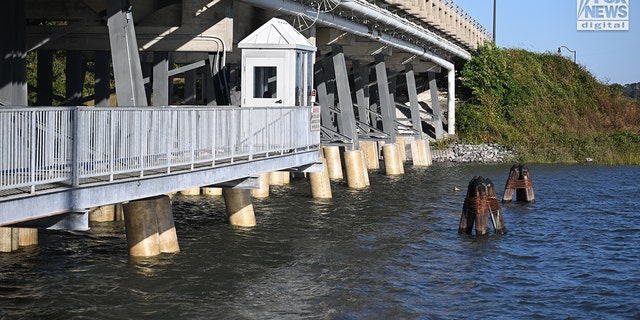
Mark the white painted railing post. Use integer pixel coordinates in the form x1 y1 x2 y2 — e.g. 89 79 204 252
29 110 36 193
72 107 80 187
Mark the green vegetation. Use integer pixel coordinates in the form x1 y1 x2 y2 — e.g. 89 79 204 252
622 82 640 101
457 43 640 165
430 136 457 150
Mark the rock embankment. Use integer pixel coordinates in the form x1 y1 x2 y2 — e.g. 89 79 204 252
430 143 515 163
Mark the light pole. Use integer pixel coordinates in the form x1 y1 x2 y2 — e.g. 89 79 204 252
493 0 496 43
557 46 576 63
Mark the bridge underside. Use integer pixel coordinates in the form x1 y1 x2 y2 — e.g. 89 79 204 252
0 0 489 226
5 0 488 111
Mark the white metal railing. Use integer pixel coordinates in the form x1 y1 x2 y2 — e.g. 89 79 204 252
1 106 320 194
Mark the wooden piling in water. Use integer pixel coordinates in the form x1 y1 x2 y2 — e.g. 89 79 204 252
458 176 507 235
503 164 535 202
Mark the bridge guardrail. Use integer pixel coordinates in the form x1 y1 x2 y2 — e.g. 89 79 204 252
1 106 320 194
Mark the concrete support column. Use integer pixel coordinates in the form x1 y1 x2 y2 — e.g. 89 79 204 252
360 150 371 186
36 50 54 106
66 50 84 106
152 51 170 106
123 195 179 257
410 140 424 167
222 188 256 227
359 140 380 170
94 51 111 106
106 0 147 106
269 171 286 186
252 173 270 198
18 228 38 247
202 187 223 196
423 139 433 166
155 195 180 254
0 0 27 106
180 187 201 196
411 139 432 167
428 71 444 139
90 204 123 222
309 158 332 198
447 69 456 135
382 143 404 175
0 228 20 252
323 146 343 180
344 150 368 189
396 136 407 162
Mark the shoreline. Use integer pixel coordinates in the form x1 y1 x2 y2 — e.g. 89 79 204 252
430 143 515 163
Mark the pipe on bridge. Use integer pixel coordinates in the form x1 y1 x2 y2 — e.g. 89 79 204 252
238 0 459 134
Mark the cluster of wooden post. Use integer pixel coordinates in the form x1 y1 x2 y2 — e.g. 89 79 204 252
458 165 537 235
503 164 535 202
458 176 508 235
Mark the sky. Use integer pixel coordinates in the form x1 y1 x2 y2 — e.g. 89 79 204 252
454 0 639 85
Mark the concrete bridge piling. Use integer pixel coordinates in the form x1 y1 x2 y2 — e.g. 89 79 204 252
123 195 180 257
0 228 37 253
222 188 257 228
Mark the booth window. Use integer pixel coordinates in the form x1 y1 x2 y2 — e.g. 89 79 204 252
307 53 313 106
295 52 304 106
253 66 277 98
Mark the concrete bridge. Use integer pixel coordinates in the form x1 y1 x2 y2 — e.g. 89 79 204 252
0 0 489 254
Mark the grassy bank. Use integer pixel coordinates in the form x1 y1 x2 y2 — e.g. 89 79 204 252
456 44 640 165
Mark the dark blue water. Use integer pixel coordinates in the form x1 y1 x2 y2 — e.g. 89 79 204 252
1 163 639 319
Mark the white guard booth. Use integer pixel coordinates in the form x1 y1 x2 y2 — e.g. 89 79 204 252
238 18 317 107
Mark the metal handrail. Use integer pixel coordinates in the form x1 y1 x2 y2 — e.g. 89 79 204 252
0 105 320 194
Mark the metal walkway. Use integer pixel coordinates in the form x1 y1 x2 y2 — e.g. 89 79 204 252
0 105 320 226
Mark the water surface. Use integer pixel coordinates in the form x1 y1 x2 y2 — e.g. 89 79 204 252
1 163 639 319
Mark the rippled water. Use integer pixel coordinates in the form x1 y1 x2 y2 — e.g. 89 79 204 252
1 163 639 319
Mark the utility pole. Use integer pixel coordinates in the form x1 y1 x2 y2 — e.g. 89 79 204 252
493 0 496 43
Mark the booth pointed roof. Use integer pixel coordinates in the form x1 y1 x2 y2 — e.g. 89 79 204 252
238 18 316 51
